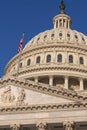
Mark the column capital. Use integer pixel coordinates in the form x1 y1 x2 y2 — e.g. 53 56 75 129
63 121 74 130
10 124 20 130
49 75 53 77
79 77 83 80
36 122 47 130
65 76 69 79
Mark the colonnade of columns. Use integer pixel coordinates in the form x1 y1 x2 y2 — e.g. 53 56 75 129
54 18 70 29
34 76 84 91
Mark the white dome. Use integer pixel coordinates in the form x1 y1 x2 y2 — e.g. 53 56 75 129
24 28 87 50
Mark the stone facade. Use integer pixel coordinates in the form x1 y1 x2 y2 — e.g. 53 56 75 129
0 1 87 130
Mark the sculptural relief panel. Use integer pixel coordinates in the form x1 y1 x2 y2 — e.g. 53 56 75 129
1 86 15 103
0 84 74 107
0 86 26 106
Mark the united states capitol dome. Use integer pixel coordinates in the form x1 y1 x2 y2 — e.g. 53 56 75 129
24 3 87 50
4 1 87 93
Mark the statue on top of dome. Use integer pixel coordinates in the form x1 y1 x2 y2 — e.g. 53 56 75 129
59 0 66 14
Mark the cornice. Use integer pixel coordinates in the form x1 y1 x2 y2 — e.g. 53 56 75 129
12 64 87 78
0 102 87 114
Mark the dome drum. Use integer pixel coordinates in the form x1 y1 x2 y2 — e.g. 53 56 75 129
4 60 87 92
4 42 87 76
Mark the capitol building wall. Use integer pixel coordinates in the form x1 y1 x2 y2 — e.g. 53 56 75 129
0 1 87 130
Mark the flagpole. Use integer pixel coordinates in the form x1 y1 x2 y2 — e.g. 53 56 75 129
16 33 24 78
16 52 21 78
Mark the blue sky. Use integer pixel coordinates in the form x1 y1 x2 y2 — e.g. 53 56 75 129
0 0 87 77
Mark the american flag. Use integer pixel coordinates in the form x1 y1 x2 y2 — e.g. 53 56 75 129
18 33 24 53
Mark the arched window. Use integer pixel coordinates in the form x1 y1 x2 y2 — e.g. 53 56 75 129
27 59 31 66
69 55 73 63
79 57 84 65
57 54 62 62
36 56 41 64
51 33 54 38
46 54 51 63
19 62 22 68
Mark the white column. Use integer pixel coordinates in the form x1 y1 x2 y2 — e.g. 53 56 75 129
35 77 38 83
33 54 35 65
53 49 56 63
49 76 53 86
42 50 45 63
75 53 79 65
80 78 84 90
65 51 68 63
65 76 68 89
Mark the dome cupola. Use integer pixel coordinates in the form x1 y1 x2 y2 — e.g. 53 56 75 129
53 0 71 29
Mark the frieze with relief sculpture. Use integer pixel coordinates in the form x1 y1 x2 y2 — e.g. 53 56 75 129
56 84 64 88
1 86 27 106
16 88 26 106
1 86 15 103
71 85 79 91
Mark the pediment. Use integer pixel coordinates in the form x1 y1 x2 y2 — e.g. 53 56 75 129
0 85 74 107
0 76 85 107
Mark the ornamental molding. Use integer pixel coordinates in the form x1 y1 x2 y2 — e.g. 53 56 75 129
0 102 87 114
23 43 87 55
0 76 87 103
13 64 87 78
